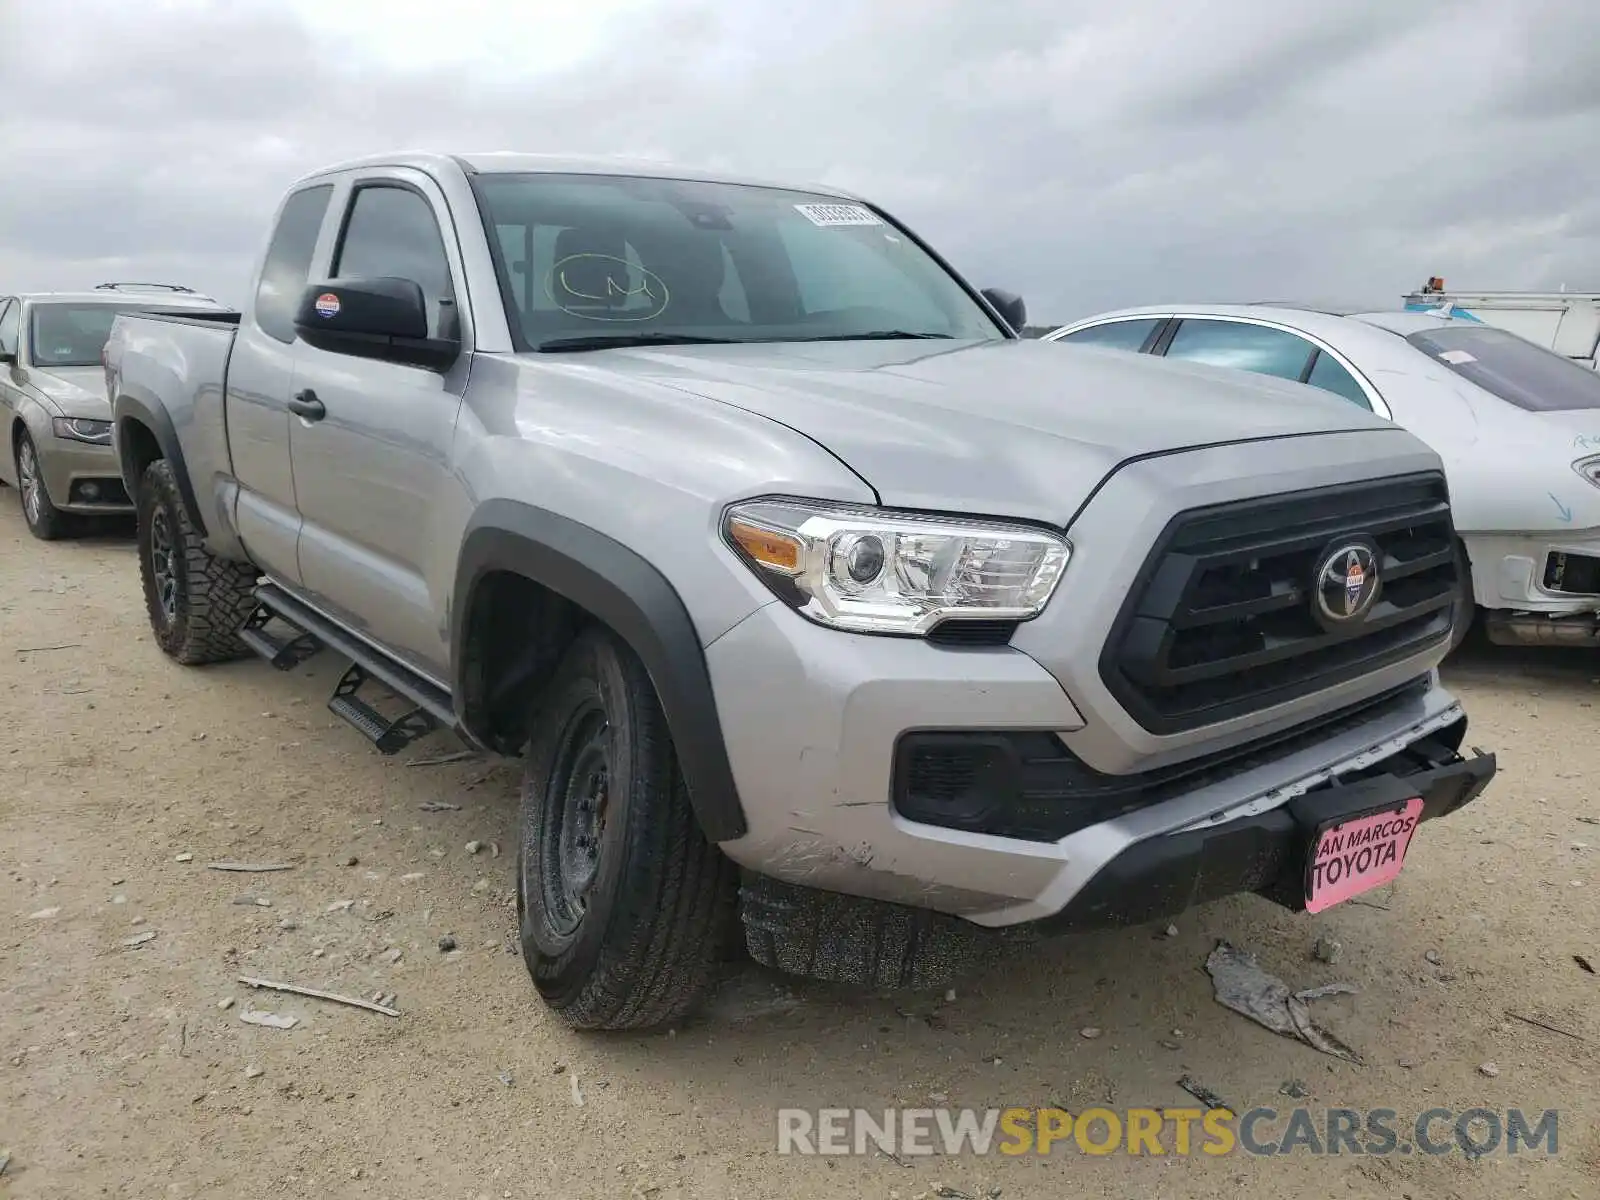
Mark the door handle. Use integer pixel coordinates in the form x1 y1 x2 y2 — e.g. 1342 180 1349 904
288 389 326 420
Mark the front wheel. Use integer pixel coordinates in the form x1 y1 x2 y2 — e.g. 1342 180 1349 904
136 459 259 664
15 430 72 541
517 627 737 1031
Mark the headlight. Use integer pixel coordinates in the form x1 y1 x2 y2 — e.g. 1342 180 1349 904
1574 455 1600 489
723 498 1071 635
52 418 112 445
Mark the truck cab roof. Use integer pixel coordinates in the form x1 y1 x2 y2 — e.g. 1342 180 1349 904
295 150 861 201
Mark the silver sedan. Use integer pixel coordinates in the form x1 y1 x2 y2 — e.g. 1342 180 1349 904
1044 303 1600 648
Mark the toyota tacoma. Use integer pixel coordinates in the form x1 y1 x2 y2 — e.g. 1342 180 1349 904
104 152 1496 1030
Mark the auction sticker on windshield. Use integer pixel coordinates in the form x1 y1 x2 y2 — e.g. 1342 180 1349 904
794 202 882 227
1304 797 1423 913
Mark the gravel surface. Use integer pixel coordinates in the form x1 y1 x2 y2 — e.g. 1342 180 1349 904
2 501 1597 1198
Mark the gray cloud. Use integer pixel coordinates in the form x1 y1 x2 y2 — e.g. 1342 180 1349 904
2 0 1598 322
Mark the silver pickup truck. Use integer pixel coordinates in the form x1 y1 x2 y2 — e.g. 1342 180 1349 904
105 151 1496 1031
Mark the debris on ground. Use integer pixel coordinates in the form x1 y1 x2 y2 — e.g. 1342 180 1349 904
121 931 157 948
326 900 355 913
1576 955 1596 975
1163 925 1179 939
244 1065 265 1079
174 853 194 863
570 1073 585 1106
1279 1079 1309 1099
497 1070 513 1087
1079 1027 1102 1040
1177 1075 1231 1111
0 1149 10 1177
28 907 60 920
208 862 294 873
1504 1010 1583 1041
932 1186 976 1200
405 749 478 768
238 1008 299 1030
343 855 360 867
218 997 235 1010
1311 936 1342 965
465 841 483 855
239 975 400 1018
383 948 403 964
438 935 457 953
1424 949 1442 965
419 802 461 812
1205 941 1361 1062
232 896 272 908
1479 1062 1500 1078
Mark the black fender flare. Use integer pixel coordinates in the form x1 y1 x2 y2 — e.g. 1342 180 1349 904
452 500 748 842
113 395 208 537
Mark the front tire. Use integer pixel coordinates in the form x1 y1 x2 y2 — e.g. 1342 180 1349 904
136 459 258 664
517 627 736 1031
15 430 71 541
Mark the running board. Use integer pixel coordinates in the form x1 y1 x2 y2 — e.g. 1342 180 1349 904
240 605 324 670
251 583 456 747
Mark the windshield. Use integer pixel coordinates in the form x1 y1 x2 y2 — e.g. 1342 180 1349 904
471 173 1006 351
1407 324 1600 412
28 303 146 368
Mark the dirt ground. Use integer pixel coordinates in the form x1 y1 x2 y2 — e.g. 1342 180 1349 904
2 496 1597 1200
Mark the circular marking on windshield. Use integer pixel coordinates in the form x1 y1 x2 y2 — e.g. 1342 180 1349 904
545 254 670 322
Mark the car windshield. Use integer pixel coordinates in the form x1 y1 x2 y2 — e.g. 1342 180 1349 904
1406 324 1600 412
471 172 1006 351
28 303 145 368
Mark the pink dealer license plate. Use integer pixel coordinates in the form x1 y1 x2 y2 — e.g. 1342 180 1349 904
1304 797 1424 914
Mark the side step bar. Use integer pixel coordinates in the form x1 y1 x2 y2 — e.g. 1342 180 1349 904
247 583 456 754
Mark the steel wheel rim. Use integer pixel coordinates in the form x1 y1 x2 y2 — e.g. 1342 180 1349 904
539 702 611 937
17 441 40 525
148 508 178 623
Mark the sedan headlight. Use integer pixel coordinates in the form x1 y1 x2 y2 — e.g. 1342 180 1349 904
723 498 1071 635
52 417 113 446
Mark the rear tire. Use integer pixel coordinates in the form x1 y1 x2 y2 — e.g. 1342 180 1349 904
136 459 258 664
15 430 72 541
517 627 737 1031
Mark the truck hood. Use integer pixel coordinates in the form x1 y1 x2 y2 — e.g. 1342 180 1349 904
588 338 1401 523
22 365 110 420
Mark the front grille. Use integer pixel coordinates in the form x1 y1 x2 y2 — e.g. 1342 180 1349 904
1101 473 1457 734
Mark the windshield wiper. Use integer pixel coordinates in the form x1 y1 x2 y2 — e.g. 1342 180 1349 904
535 333 746 353
786 330 954 342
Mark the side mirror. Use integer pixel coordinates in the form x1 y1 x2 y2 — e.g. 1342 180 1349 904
293 277 459 371
980 288 1026 334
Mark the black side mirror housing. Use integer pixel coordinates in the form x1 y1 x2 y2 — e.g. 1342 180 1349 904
293 277 459 370
980 288 1026 334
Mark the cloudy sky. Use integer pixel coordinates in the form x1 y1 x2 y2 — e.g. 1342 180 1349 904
2 0 1597 323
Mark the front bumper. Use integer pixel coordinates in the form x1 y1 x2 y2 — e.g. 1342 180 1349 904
1465 529 1600 615
707 601 1484 928
39 435 132 513
1033 736 1495 933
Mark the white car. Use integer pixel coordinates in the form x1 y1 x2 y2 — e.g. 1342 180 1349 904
1043 304 1600 648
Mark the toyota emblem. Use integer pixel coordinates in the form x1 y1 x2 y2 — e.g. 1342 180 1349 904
1314 541 1381 628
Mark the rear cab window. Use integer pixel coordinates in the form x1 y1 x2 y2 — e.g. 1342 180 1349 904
254 184 336 344
1407 325 1600 411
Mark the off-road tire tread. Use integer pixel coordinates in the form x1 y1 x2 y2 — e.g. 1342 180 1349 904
522 629 736 1031
137 459 257 665
739 874 1015 991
